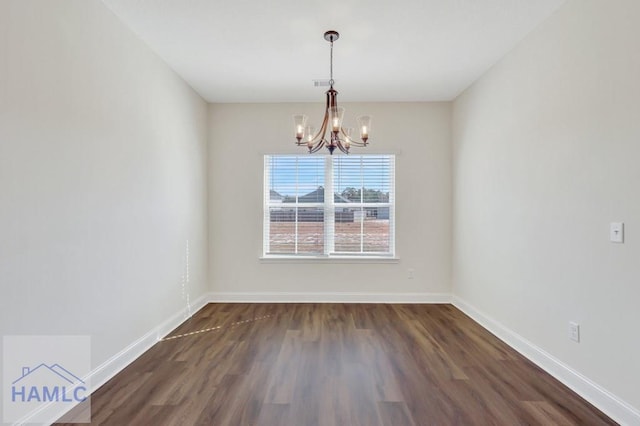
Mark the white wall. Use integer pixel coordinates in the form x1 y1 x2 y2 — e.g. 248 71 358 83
452 0 640 419
0 0 208 370
208 102 451 299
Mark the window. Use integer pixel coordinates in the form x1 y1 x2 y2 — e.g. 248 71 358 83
264 155 395 258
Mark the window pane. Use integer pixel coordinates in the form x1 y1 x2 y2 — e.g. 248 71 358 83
334 207 363 252
334 207 390 253
362 157 392 203
269 207 295 253
268 207 324 254
297 208 324 253
363 213 390 253
268 156 324 200
333 156 362 203
333 156 392 204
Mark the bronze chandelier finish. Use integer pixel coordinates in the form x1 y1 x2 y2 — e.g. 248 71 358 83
294 31 371 155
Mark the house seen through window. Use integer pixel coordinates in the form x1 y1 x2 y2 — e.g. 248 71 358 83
263 155 395 257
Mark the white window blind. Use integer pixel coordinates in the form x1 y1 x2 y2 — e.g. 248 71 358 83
264 155 395 257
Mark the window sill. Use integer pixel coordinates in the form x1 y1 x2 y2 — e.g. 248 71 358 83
259 255 400 264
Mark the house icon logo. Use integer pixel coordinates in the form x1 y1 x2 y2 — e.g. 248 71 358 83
11 364 88 404
3 335 91 423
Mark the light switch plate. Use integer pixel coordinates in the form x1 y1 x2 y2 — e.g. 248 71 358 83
610 222 624 243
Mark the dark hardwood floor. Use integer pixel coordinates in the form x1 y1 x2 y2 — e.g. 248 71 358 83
57 303 616 425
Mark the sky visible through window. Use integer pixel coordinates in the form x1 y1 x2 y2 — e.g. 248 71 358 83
268 155 391 197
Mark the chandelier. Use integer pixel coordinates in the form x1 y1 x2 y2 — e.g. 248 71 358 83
294 31 371 155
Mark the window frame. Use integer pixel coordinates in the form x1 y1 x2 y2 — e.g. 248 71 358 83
263 154 396 260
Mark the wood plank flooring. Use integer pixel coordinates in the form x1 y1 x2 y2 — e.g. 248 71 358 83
57 304 616 425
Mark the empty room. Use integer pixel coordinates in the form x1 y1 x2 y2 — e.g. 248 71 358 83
1 0 638 424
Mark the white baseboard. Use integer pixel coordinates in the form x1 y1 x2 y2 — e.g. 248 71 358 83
88 292 210 391
209 291 452 304
28 293 211 426
452 296 640 426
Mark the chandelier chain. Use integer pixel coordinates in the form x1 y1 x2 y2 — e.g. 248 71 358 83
329 40 334 86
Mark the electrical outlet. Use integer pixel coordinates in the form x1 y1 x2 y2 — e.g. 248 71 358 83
610 222 624 243
407 269 415 279
569 322 580 343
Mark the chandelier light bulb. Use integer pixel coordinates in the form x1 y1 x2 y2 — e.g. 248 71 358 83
357 115 371 142
305 126 315 145
329 106 345 133
293 114 308 141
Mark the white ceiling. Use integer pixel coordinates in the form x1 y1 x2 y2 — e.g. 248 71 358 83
101 0 565 103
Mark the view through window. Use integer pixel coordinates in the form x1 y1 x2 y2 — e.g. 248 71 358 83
263 155 395 257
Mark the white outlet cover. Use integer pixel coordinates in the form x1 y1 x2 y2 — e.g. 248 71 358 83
569 322 580 343
610 222 624 243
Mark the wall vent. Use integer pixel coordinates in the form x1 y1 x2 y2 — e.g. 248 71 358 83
313 79 333 87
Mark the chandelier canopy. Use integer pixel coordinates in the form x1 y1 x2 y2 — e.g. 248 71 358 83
294 31 371 155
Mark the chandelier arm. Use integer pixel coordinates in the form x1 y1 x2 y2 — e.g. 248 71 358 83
315 109 330 143
336 140 350 155
309 140 325 154
346 139 368 147
304 90 332 146
338 128 366 147
339 128 357 144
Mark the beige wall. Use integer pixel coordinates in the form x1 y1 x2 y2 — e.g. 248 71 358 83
3 0 637 422
0 0 209 368
208 102 451 298
452 0 640 418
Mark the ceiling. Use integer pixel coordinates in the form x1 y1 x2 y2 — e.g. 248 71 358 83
101 0 565 103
